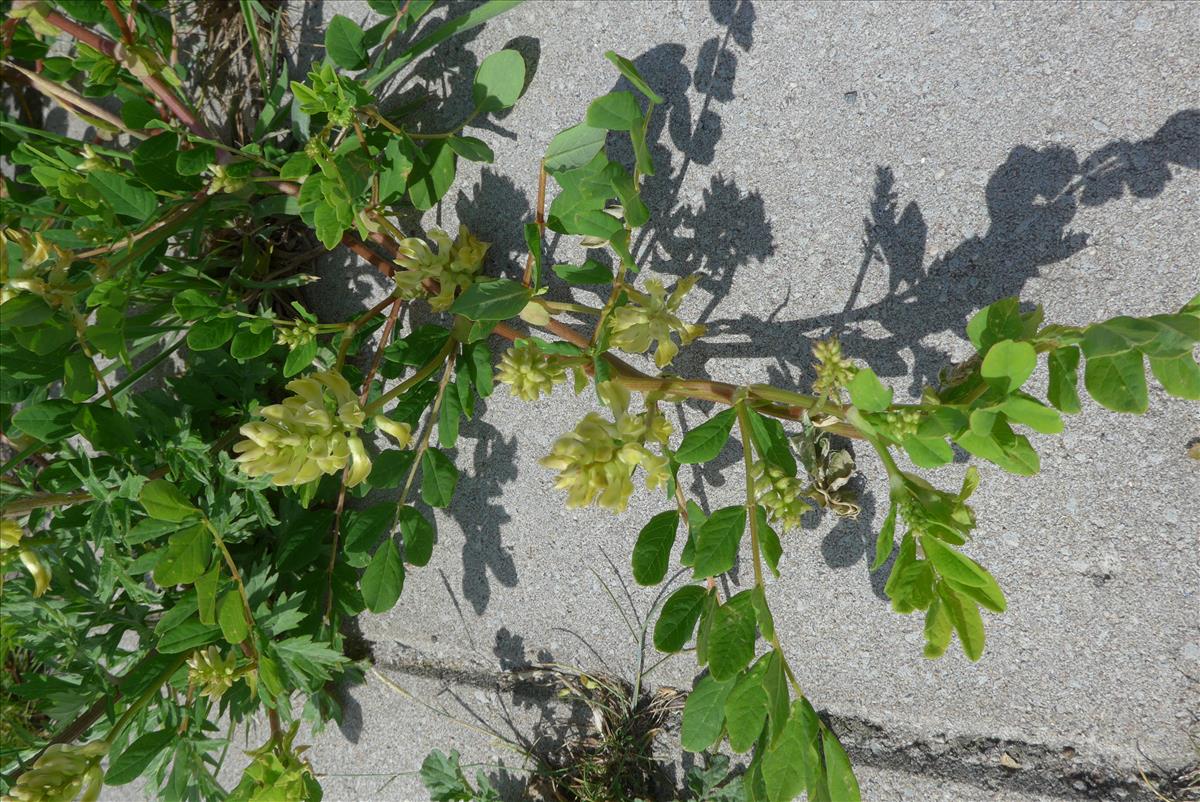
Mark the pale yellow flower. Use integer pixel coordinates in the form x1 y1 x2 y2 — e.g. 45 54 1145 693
609 275 705 367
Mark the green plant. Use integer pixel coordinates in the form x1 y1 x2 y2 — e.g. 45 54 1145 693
1 3 1197 802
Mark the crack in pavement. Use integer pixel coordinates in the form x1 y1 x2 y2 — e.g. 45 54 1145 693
366 650 1194 802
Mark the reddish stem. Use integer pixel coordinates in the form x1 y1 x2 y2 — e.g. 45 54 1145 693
103 0 134 45
360 298 404 404
44 10 221 155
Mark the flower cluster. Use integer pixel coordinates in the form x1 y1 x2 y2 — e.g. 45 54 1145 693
207 163 250 195
226 726 320 802
392 225 488 310
234 370 410 488
496 341 567 401
276 320 318 350
0 229 73 307
751 462 811 532
609 275 706 368
3 740 108 802
187 645 245 701
895 472 976 542
811 338 857 396
540 385 672 513
1 520 51 598
883 409 922 440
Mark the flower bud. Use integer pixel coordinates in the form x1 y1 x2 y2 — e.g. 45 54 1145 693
392 226 489 311
373 416 412 447
518 301 551 327
5 740 109 802
187 645 242 701
18 548 51 597
496 342 566 402
812 337 857 395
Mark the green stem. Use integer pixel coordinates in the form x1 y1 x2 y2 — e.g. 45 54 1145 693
107 652 190 743
364 336 455 415
736 400 805 696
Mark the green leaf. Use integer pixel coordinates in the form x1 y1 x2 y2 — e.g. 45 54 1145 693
519 222 543 290
724 658 769 752
822 729 861 802
172 289 218 321
157 618 220 654
421 449 458 508
847 368 893 412
140 479 200 522
361 539 405 613
0 294 53 327
121 97 161 129
586 91 642 131
998 395 1063 434
230 326 274 360
447 135 495 163
654 585 708 652
937 583 985 661
408 140 457 211
676 408 737 464
762 650 790 747
88 170 157 219
757 509 782 578
62 352 97 402
679 672 736 752
746 410 797 476
421 749 473 802
922 596 953 659
691 505 746 579
1083 349 1148 413
1150 353 1200 400
282 338 318 377
473 49 526 112
902 434 954 468
106 729 175 786
1047 346 1082 413
921 535 997 594
218 590 248 645
604 51 663 104
439 380 462 448
751 585 775 643
186 316 235 351
552 259 613 285
966 297 1024 352
398 506 435 567
152 524 211 586
449 278 532 321
980 339 1037 393
707 592 757 681
954 418 1041 476
196 565 219 625
544 123 608 174
342 504 395 565
176 143 214 176
73 403 135 454
12 400 77 442
326 15 369 70
631 510 679 586
762 701 821 802
871 502 897 571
